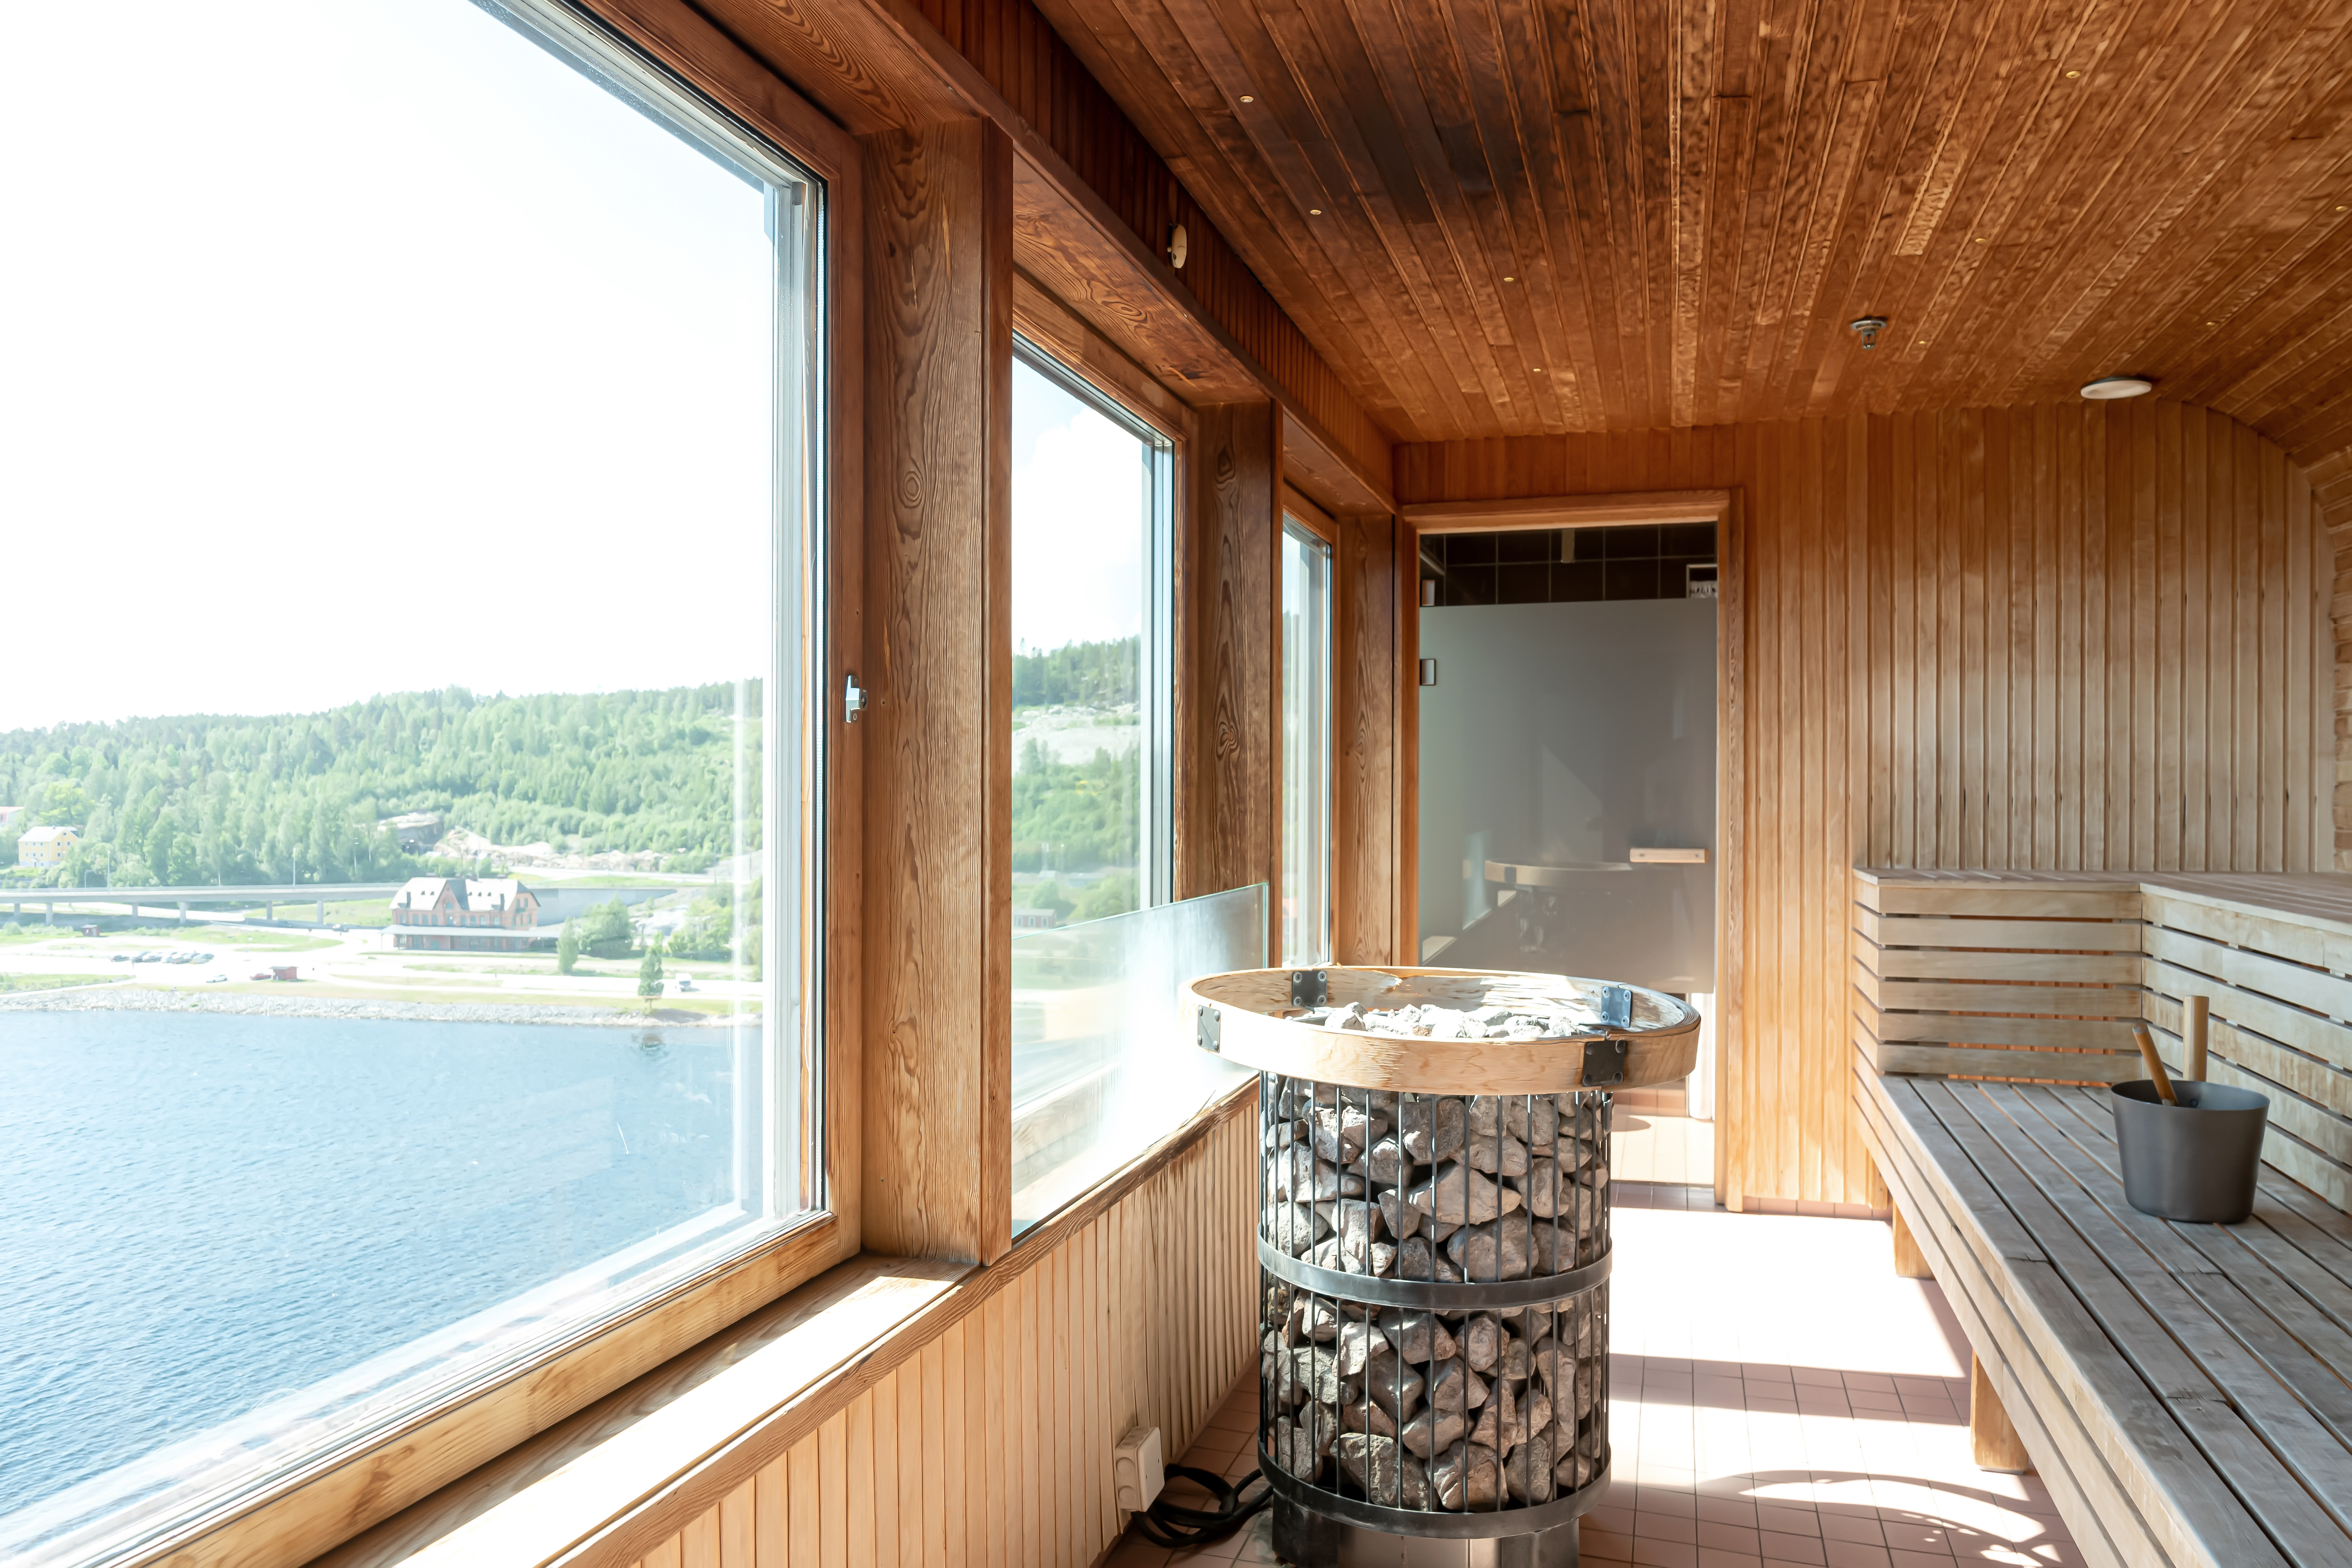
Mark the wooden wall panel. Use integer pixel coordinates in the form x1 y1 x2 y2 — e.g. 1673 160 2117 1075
606 1101 1258 1568
1397 401 2332 1207
1180 402 1280 920
1333 515 1401 964
861 120 1016 1264
902 0 1392 483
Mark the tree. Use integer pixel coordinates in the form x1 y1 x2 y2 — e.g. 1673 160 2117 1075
556 922 579 975
637 940 664 999
579 898 635 958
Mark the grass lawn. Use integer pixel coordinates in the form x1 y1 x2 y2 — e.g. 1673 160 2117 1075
187 928 342 951
0 974 120 994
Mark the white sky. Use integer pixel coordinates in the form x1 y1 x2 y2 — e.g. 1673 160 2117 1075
0 0 778 734
1012 360 1147 657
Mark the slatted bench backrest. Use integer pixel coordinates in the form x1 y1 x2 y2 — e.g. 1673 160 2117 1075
1851 869 2352 1216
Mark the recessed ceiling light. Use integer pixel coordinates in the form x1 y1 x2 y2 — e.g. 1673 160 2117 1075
1504 275 1516 282
1239 94 1253 103
2081 375 2154 400
2065 69 2080 78
1532 366 1543 372
1309 207 1323 215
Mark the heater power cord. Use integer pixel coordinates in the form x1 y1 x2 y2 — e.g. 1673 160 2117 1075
1132 1463 1273 1550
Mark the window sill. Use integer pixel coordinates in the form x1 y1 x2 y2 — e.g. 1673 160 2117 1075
317 1079 1256 1567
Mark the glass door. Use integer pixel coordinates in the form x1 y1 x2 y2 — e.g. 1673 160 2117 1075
1415 525 1717 995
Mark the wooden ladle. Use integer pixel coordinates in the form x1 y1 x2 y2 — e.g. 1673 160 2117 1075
2132 1025 2179 1105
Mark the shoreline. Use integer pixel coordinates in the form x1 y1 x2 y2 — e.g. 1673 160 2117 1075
0 987 737 1028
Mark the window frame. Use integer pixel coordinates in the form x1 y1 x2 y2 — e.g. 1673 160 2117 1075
48 5 869 1564
1278 491 1337 966
1008 332 1179 908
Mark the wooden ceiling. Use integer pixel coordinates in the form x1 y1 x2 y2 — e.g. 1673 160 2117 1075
1025 0 2352 468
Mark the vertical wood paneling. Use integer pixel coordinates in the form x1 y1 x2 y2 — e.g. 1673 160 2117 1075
860 120 1016 1265
1181 403 1280 915
1396 402 2332 1207
614 1106 1256 1567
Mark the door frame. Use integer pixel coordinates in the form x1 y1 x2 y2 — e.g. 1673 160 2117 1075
1396 488 1745 1205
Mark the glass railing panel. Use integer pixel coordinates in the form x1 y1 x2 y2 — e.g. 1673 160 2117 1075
1009 884 1264 1231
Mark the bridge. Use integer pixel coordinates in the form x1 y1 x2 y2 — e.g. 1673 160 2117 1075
2 880 700 926
2 883 409 926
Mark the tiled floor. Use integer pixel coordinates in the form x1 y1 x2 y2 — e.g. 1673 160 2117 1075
1105 1120 2079 1568
1612 1109 1716 1187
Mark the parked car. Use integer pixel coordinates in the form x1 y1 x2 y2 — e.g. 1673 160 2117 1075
134 952 160 964
249 970 273 982
111 953 128 963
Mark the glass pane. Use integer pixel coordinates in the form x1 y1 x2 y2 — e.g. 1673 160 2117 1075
1416 598 1717 991
1011 354 1164 925
0 1 820 1557
1280 523 1333 965
1010 886 1265 1229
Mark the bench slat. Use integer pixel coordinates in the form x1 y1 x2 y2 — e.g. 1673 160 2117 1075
1855 1078 2171 1568
1923 1084 2352 1554
1857 1070 2274 1568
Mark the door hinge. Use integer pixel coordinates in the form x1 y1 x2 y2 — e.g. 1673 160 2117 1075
844 674 869 724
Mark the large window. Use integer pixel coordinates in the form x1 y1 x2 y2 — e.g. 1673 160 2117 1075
1007 342 1256 1228
1008 341 1173 918
0 1 825 1559
1280 518 1334 965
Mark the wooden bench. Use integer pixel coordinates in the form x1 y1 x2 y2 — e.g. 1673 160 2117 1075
1850 871 2352 1568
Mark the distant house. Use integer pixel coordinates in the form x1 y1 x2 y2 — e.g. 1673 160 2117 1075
1013 904 1059 932
389 876 540 952
0 806 25 833
18 825 79 867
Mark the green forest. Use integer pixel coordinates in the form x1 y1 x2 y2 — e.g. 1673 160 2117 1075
1009 633 1143 888
1012 636 1137 708
4 647 1143 914
0 685 757 889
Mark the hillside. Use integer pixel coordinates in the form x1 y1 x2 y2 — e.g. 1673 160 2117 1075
0 686 755 887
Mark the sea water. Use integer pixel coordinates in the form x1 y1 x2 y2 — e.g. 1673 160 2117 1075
0 1009 748 1520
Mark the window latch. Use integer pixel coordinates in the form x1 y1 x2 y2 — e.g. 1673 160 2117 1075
844 674 868 725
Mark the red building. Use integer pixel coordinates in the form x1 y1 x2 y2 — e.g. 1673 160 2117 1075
389 877 540 952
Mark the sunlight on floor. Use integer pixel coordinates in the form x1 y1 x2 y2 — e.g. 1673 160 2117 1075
1107 1152 2082 1568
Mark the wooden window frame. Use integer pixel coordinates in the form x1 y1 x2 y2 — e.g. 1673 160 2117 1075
91 6 867 1565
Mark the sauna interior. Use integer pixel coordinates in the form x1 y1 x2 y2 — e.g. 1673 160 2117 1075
10 0 2352 1565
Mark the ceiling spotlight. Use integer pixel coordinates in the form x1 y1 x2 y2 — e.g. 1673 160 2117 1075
2080 375 2154 400
1239 94 1254 103
1503 274 1516 282
1309 207 1323 215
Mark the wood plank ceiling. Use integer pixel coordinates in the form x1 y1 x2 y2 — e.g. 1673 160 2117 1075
1026 0 2352 472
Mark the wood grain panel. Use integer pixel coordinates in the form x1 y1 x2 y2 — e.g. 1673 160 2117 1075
1179 402 1279 923
1400 403 2331 1208
1029 0 2352 486
860 120 1015 1265
1333 514 1401 964
599 1100 1258 1568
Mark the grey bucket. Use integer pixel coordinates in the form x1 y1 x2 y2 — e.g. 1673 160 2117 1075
2110 1080 2270 1224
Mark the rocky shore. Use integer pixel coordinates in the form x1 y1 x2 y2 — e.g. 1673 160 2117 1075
0 986 729 1028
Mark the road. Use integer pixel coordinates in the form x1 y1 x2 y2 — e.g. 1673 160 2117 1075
0 918 758 1009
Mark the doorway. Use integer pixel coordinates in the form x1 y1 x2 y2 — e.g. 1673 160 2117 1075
1413 515 1722 1120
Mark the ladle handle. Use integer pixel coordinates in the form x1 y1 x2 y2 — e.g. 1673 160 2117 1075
2187 995 2210 1082
2134 1026 2179 1105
